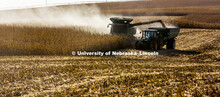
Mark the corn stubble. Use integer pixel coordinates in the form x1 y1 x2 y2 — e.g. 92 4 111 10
0 28 219 96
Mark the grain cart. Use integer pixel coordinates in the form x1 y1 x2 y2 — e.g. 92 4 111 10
108 17 180 50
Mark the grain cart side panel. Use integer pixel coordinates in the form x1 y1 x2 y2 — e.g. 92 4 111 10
149 28 180 39
168 28 180 39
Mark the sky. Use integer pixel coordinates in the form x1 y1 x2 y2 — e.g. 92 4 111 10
0 0 140 10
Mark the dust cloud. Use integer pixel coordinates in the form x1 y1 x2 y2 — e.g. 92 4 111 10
0 5 118 34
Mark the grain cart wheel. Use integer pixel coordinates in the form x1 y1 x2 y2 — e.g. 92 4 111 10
157 39 163 50
172 39 176 49
153 41 158 50
167 38 175 49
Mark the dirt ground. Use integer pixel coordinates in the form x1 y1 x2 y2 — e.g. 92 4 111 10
0 29 219 96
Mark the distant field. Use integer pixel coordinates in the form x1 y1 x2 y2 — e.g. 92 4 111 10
93 0 220 10
91 0 220 29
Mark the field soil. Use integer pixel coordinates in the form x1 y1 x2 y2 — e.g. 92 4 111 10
0 29 219 96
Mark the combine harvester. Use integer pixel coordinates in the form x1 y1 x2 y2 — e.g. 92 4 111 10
108 17 180 50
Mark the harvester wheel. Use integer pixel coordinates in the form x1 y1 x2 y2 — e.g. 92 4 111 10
153 42 158 50
135 41 141 49
167 38 175 49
